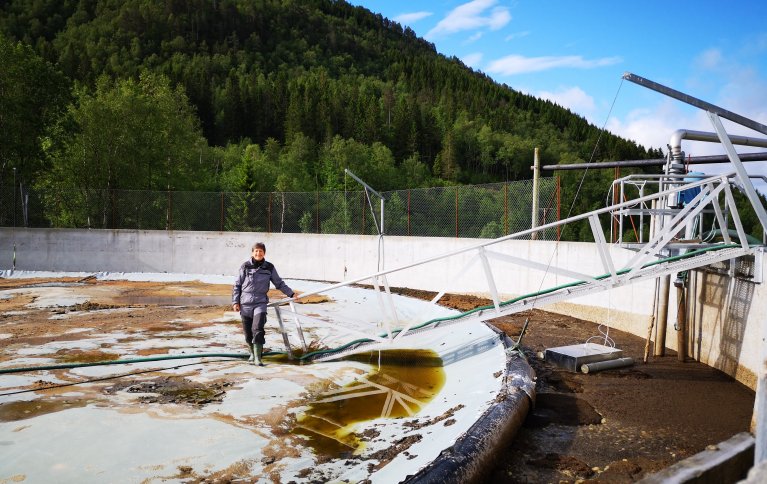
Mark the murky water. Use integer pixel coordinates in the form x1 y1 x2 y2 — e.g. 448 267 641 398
293 349 445 456
0 398 89 422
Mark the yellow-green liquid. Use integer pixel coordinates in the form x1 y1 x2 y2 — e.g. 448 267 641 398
293 349 445 457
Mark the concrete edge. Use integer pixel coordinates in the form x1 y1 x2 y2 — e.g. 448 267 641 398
403 326 536 484
638 431 755 484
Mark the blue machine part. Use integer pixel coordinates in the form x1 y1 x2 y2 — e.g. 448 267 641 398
678 171 706 206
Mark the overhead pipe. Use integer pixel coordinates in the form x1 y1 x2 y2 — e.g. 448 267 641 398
539 151 767 171
667 129 767 175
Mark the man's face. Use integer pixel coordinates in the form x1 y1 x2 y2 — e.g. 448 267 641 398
252 247 265 261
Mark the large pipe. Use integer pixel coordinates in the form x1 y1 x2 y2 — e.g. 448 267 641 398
581 357 635 373
676 281 687 362
539 151 767 171
655 275 671 356
667 129 767 175
669 130 767 158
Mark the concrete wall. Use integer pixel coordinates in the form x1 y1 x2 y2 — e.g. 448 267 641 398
1 227 764 388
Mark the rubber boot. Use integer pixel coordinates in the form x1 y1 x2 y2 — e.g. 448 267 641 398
254 343 265 366
246 344 255 364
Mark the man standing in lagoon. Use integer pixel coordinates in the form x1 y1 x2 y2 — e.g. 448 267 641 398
232 242 295 366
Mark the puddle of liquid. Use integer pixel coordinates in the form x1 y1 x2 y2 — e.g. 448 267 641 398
22 282 85 288
57 350 120 364
293 349 445 457
0 399 89 422
111 295 230 306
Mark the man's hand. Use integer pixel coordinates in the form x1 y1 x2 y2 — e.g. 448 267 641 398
232 303 240 312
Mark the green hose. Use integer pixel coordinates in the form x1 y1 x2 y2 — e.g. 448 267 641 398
299 243 750 361
2 243 753 371
0 352 251 375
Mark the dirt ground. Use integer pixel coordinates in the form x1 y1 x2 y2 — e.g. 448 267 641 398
0 277 756 483
394 288 756 483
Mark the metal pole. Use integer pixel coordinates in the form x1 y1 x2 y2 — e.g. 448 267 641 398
455 186 459 238
623 72 767 135
380 197 385 270
612 167 619 242
344 168 385 269
504 183 509 235
12 168 17 272
655 275 670 356
556 176 561 240
407 189 411 236
708 113 767 236
675 282 687 362
380 198 384 236
531 147 540 240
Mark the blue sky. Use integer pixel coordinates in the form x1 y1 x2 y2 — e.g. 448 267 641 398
351 0 767 189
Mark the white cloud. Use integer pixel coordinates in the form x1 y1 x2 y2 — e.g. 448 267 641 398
426 0 511 39
393 11 433 24
537 86 596 117
461 52 483 68
695 48 724 70
486 54 622 76
505 31 530 42
464 32 483 44
487 6 511 30
606 100 701 152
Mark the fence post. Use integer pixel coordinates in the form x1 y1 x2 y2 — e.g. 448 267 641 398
531 147 540 240
167 191 173 231
407 189 411 236
504 182 509 235
361 191 365 235
556 176 561 240
268 192 272 233
316 190 320 234
220 192 224 232
455 186 459 238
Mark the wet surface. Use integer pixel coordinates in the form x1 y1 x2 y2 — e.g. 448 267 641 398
4 276 753 482
0 398 90 422
0 276 507 483
294 350 445 456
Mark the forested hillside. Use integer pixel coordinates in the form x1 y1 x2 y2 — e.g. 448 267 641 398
0 0 662 234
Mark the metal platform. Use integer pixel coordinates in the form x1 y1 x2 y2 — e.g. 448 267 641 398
544 343 624 373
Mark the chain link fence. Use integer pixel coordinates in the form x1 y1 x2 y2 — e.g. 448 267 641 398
0 178 559 239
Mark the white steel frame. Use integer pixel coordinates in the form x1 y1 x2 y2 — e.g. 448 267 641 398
270 172 757 361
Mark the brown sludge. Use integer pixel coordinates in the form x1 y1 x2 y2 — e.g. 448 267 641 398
391 287 755 483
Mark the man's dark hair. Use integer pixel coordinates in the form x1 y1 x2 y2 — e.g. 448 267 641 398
253 242 266 252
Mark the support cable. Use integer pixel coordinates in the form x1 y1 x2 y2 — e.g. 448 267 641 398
523 77 625 343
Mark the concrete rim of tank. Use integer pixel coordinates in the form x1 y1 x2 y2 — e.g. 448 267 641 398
405 326 536 483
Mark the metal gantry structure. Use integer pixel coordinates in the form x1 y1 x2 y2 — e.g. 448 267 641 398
271 171 757 357
269 73 767 462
